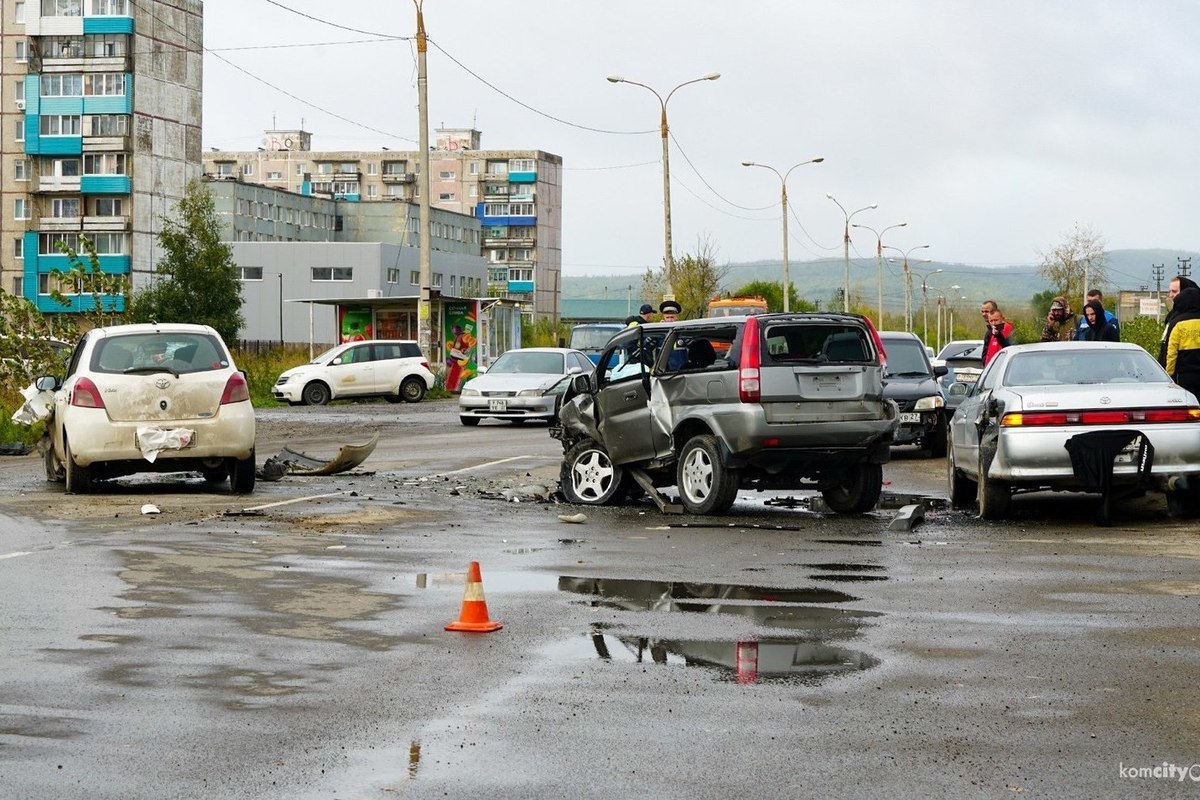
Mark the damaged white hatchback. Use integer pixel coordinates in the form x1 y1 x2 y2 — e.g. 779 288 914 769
552 313 899 515
39 323 257 494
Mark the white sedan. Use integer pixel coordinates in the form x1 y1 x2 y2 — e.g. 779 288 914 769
947 341 1200 521
41 323 257 494
458 347 594 426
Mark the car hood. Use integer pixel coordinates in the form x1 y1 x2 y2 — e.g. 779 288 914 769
883 374 941 401
465 372 566 393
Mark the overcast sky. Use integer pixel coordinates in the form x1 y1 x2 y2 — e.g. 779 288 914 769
202 1 1200 278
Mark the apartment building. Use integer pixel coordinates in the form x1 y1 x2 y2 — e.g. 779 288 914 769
1 0 202 312
203 127 562 319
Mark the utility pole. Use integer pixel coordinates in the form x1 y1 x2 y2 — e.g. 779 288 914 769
414 0 433 362
1179 256 1192 279
1152 263 1165 323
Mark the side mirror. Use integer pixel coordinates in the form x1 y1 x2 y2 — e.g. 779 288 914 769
933 365 949 378
35 375 60 392
570 373 592 395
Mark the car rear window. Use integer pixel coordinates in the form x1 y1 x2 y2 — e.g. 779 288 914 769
761 323 873 364
883 338 931 376
92 333 229 374
1004 350 1171 386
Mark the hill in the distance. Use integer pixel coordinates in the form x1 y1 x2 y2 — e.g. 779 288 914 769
562 249 1197 313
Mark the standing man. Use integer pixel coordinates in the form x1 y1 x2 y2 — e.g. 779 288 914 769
625 303 656 327
1159 275 1200 365
1040 296 1075 342
979 299 997 327
1074 289 1119 340
982 304 1014 366
659 299 681 322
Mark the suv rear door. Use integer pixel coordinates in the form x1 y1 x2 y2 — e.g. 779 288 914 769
755 318 885 425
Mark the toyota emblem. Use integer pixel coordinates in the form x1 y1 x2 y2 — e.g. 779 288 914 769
1099 396 1112 405
154 377 171 390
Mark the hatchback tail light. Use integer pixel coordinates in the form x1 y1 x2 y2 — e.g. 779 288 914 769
738 315 761 403
421 360 431 371
71 377 105 409
1002 407 1200 427
220 372 251 405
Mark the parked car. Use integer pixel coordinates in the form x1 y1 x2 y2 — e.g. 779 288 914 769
459 347 594 426
878 332 948 457
936 339 984 362
947 341 1200 521
553 313 899 515
273 340 434 405
568 323 626 365
40 323 256 494
939 341 984 415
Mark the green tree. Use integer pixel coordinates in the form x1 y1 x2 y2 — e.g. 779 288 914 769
729 280 817 313
129 180 244 342
1120 314 1163 355
642 236 727 319
1036 224 1110 310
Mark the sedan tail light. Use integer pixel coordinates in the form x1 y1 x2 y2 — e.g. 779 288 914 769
70 377 105 409
738 315 761 403
220 372 251 405
1002 407 1200 427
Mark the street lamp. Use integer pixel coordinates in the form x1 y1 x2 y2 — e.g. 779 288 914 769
884 244 931 331
608 71 720 298
740 157 824 312
827 194 877 312
946 284 962 346
913 267 943 344
851 221 906 328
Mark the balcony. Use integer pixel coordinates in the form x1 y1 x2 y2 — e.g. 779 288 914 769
38 216 82 232
381 172 415 184
483 236 534 248
39 176 82 193
83 135 129 151
83 215 130 232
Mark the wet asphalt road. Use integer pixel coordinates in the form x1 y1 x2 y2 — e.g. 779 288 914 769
1 400 1198 799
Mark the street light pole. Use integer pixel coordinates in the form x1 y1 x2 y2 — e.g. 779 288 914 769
884 244 932 332
741 157 824 312
826 194 877 313
277 272 284 346
851 221 906 328
914 267 943 344
609 72 720 298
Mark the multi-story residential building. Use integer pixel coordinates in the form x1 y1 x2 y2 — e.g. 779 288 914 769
1 0 202 312
203 127 562 319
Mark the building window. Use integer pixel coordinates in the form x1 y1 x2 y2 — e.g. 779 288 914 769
51 198 81 217
40 115 82 136
40 232 80 255
42 0 83 17
53 158 80 177
295 163 305 176
439 170 456 180
85 114 128 136
242 163 253 176
91 0 128 14
88 34 127 56
366 185 377 198
449 275 456 292
41 74 83 97
469 161 480 175
82 152 126 175
83 73 125 96
469 185 477 198
310 267 352 281
509 158 535 173
14 198 30 220
490 249 507 262
409 270 419 284
93 197 123 216
237 266 263 281
89 232 126 254
438 192 455 201
14 160 28 181
15 120 25 143
15 2 25 23
386 268 399 284
15 238 24 259
367 162 378 176
508 267 533 282
432 273 442 288
266 171 282 180
12 277 23 295
15 40 28 63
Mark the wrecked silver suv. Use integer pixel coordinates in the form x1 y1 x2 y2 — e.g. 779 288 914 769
551 313 899 515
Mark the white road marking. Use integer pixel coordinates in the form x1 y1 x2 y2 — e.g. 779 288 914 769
434 455 556 477
241 492 345 512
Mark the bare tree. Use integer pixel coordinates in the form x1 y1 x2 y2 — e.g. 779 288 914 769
641 236 728 319
1036 224 1110 310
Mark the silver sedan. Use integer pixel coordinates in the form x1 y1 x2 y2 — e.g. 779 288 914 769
947 341 1200 521
458 347 594 426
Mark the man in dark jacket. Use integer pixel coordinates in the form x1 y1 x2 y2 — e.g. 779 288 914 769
1077 300 1120 342
1159 275 1200 365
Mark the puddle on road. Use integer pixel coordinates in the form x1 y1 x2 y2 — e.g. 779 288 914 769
557 576 882 685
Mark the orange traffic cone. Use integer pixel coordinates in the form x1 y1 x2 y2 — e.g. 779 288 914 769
445 561 503 633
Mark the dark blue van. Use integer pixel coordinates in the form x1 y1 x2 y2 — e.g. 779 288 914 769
569 323 626 364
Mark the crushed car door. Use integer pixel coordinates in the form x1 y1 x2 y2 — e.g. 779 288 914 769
595 327 664 465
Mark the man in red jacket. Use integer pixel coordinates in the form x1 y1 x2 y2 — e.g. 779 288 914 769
982 303 1014 365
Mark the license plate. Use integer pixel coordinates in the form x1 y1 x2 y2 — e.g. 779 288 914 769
956 372 979 384
488 399 507 412
899 412 921 424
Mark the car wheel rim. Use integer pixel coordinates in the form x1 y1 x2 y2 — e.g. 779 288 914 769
681 448 713 503
572 449 613 501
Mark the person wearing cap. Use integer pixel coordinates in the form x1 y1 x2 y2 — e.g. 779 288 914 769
1039 296 1075 342
626 303 656 327
659 299 682 322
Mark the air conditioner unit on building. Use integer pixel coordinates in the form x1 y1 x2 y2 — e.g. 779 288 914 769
15 99 25 111
366 289 383 298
